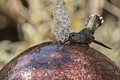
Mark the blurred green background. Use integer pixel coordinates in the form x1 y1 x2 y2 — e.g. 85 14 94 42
0 0 120 69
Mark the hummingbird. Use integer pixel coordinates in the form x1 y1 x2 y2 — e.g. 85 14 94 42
68 15 111 49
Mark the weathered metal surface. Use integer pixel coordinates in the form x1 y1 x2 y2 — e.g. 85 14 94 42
0 42 120 80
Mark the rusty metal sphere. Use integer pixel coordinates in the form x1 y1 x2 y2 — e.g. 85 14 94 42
0 42 120 80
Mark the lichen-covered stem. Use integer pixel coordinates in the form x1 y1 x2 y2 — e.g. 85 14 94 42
53 0 70 43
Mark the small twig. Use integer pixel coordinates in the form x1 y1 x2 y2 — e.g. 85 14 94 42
104 1 120 18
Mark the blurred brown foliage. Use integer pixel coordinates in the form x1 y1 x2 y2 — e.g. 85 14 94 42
0 0 120 69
